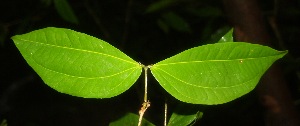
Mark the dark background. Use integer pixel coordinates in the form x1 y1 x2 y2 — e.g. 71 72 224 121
0 0 300 125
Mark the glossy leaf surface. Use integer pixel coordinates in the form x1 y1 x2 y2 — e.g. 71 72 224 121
206 27 232 43
217 28 233 43
12 27 141 98
151 42 287 104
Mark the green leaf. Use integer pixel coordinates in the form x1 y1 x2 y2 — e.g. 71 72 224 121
168 112 202 126
168 104 203 126
150 42 287 104
53 0 79 24
205 26 232 43
217 28 233 43
0 119 7 126
12 27 141 98
109 113 155 126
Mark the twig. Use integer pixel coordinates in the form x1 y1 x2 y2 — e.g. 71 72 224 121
138 64 152 126
164 101 167 126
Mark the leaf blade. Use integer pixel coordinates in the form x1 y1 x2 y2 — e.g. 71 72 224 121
109 113 155 126
151 42 287 104
217 28 233 43
12 27 141 98
167 104 203 126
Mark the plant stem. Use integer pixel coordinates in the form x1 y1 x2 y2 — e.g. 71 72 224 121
138 64 151 126
164 101 167 126
143 66 148 102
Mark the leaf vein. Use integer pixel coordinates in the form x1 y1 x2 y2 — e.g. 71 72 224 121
16 38 136 65
153 67 257 89
106 68 140 94
31 56 140 79
154 54 283 66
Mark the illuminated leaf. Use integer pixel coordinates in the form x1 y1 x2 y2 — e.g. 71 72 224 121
151 42 287 104
12 27 141 98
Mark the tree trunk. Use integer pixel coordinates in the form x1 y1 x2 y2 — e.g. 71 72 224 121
222 0 300 125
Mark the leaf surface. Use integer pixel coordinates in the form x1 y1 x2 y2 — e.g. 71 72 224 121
168 104 203 126
217 28 233 43
151 42 287 104
109 113 155 126
12 27 141 98
206 26 231 43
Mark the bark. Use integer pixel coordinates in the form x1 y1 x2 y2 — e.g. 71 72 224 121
222 0 300 126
